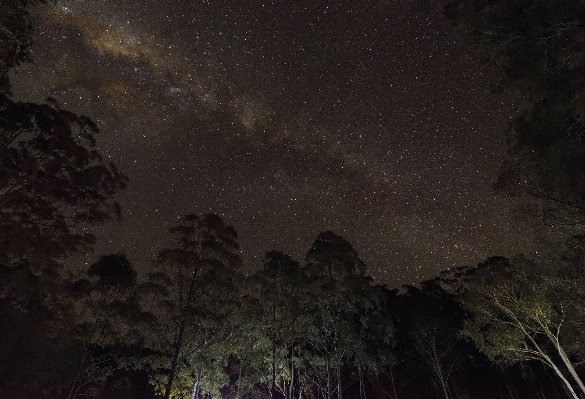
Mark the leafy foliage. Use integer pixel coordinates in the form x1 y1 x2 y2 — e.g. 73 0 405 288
461 256 585 398
0 0 46 94
0 94 128 274
68 253 147 399
445 0 585 210
140 213 242 399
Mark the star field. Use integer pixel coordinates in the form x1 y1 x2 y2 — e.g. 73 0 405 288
10 1 532 287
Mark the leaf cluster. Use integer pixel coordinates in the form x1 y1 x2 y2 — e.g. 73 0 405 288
445 0 585 210
0 94 128 272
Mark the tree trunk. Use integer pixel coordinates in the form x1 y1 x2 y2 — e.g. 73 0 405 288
235 364 243 399
432 355 450 399
270 298 276 399
424 330 450 399
550 362 580 399
164 325 186 399
191 373 202 399
502 371 518 399
297 345 303 399
547 331 585 396
333 329 342 399
358 364 366 399
288 343 294 399
336 359 342 399
520 327 579 399
540 352 580 399
499 302 580 399
270 332 276 399
166 268 198 399
326 356 332 399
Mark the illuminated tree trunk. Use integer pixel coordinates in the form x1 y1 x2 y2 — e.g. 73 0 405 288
326 356 332 399
546 358 579 399
191 373 202 399
332 328 342 399
504 307 580 399
164 324 186 399
288 343 295 399
543 328 585 396
358 364 366 399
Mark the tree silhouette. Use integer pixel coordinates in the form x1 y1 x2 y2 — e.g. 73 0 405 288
0 94 128 276
142 213 242 399
303 231 383 399
445 0 585 212
395 280 469 399
0 2 131 396
0 0 46 94
244 250 307 399
0 0 127 296
67 253 146 399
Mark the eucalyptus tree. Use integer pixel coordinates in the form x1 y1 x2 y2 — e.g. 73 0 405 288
0 2 130 396
445 0 585 212
142 213 242 399
0 93 128 301
349 282 395 399
67 253 144 399
243 250 312 399
463 256 585 399
0 0 46 93
302 231 385 399
225 291 275 399
0 0 127 310
1 0 127 281
246 251 294 398
396 279 468 399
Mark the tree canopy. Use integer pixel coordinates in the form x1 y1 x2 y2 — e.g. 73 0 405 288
0 94 128 275
445 0 585 211
0 0 47 94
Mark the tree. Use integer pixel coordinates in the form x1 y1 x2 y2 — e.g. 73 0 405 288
0 267 82 399
0 0 127 281
221 292 274 399
242 251 310 399
302 231 384 399
444 0 585 212
67 253 146 399
0 94 128 275
396 280 469 399
0 1 126 306
349 283 394 399
0 0 46 94
0 2 131 397
462 256 585 399
305 231 366 284
142 213 242 399
0 252 144 399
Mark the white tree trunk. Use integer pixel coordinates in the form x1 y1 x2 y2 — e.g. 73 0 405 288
545 330 585 396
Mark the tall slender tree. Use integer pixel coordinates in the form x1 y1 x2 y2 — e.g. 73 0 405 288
302 231 383 399
245 251 308 399
143 213 242 399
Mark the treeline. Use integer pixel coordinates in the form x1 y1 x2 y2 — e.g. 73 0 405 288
3 0 585 398
3 212 585 399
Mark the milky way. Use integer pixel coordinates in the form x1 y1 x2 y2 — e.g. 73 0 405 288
10 1 531 286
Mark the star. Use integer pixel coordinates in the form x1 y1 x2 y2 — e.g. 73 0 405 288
11 0 529 287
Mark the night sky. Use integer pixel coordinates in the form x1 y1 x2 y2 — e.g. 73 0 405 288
10 0 532 287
